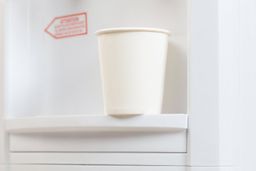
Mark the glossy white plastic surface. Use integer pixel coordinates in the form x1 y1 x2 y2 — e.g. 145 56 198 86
97 28 169 115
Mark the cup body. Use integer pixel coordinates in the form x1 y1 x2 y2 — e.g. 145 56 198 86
97 28 170 116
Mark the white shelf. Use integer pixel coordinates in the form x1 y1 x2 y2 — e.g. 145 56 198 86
5 114 188 133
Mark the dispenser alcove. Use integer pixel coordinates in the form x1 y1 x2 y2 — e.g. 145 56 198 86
3 0 195 170
4 0 188 118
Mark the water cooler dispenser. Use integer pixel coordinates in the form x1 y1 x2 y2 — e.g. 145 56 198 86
0 0 240 171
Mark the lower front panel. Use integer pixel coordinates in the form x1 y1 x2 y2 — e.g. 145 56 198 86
10 131 187 153
9 153 187 166
9 165 187 171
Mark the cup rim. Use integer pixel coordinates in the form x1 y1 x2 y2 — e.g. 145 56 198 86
96 27 171 36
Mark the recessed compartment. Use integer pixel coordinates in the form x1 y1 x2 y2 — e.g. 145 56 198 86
5 0 187 117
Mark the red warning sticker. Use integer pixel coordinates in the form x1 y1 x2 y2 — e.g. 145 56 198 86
45 12 87 39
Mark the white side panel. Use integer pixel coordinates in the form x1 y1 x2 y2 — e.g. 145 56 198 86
0 0 6 165
9 165 186 171
188 0 220 166
239 0 256 171
218 0 239 166
188 0 239 167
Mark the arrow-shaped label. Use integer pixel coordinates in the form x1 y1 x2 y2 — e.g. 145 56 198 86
45 12 87 39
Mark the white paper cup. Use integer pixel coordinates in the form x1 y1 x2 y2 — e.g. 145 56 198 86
97 27 170 116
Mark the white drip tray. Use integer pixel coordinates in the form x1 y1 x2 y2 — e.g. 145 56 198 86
5 114 188 133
